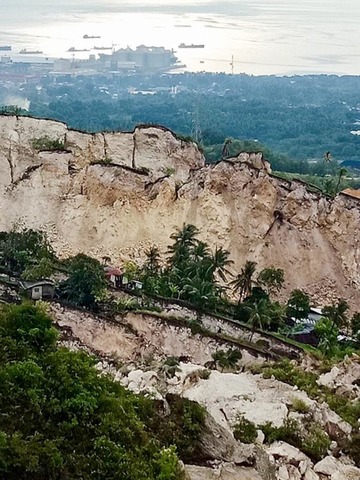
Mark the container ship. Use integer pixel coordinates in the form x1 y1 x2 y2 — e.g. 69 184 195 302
93 46 112 50
0 45 11 51
67 47 90 52
20 49 43 54
178 43 205 49
83 34 101 39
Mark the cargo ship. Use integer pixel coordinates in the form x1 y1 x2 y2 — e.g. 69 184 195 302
67 47 90 52
178 43 205 49
93 46 112 50
83 34 101 39
0 45 11 51
20 49 43 54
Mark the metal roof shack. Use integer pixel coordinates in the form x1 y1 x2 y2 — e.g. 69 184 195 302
20 280 55 300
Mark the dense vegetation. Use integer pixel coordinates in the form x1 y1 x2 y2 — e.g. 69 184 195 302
20 74 360 163
0 302 186 479
1 226 359 359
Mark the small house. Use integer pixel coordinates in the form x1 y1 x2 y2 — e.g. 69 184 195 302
289 307 323 346
126 280 143 291
20 280 55 300
104 266 128 289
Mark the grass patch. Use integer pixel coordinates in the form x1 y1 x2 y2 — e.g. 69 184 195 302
261 418 330 463
32 136 66 152
291 397 310 414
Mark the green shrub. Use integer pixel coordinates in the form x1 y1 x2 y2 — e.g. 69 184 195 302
348 433 360 467
211 348 242 371
261 360 360 428
0 303 182 479
261 418 330 463
291 397 310 414
325 395 360 428
91 156 113 165
143 394 206 463
32 136 66 151
161 357 181 378
164 167 176 176
115 298 142 312
302 425 330 462
198 369 211 380
261 418 302 447
187 319 203 335
233 415 257 444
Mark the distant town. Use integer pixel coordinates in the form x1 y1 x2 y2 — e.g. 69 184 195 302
0 43 189 80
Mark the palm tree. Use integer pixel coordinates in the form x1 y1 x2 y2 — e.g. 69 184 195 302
192 241 211 263
245 298 271 340
167 223 199 270
230 260 257 303
181 276 218 309
144 246 161 275
169 223 199 248
209 246 233 282
322 298 349 332
335 167 348 194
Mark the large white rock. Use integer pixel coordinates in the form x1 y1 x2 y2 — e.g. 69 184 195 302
277 465 289 480
314 456 360 479
303 469 320 480
314 405 352 438
267 442 309 465
184 464 262 480
177 370 290 432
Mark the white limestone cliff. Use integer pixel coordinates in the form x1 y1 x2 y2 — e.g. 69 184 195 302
0 115 359 308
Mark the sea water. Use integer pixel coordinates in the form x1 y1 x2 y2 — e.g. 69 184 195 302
0 0 358 75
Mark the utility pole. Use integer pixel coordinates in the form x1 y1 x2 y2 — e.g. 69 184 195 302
192 94 202 144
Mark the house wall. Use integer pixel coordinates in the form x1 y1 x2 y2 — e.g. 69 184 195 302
31 286 43 300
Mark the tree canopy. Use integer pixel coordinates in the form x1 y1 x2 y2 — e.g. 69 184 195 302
60 254 107 308
0 303 183 480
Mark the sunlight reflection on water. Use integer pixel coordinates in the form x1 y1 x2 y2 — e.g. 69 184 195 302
0 0 358 75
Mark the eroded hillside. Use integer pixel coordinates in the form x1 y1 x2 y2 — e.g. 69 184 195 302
0 115 359 307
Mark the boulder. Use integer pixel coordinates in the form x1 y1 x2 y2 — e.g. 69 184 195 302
316 406 352 438
303 469 320 480
277 465 289 480
184 463 262 480
267 442 309 465
285 465 301 480
314 456 340 476
314 456 360 479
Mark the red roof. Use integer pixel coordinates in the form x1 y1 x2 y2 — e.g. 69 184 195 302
104 266 123 276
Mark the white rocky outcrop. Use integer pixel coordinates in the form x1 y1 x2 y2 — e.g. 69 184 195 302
317 354 360 399
169 368 303 432
314 456 360 479
185 464 263 480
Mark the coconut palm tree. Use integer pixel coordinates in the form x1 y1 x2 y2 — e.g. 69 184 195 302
230 260 257 303
192 241 211 263
209 246 233 282
245 298 271 340
144 246 161 275
167 223 199 270
322 298 349 332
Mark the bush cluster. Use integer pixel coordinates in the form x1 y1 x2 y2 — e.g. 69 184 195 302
233 415 257 444
32 135 66 151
